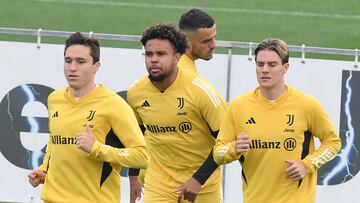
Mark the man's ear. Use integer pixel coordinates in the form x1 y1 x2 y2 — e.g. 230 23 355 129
283 63 289 74
174 52 181 64
94 62 100 73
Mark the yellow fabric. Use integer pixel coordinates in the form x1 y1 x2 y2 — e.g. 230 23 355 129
214 86 341 203
128 68 226 201
40 84 149 203
178 54 197 74
134 53 208 185
143 177 223 203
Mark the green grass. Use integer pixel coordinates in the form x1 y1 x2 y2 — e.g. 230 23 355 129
0 0 359 60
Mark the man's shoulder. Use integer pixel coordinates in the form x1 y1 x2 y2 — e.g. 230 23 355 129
288 86 320 106
187 73 218 94
178 54 196 74
128 76 148 93
48 87 67 100
97 85 127 104
185 73 226 107
127 76 150 104
230 89 256 106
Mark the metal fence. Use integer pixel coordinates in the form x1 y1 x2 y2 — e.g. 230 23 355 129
1 27 359 101
0 27 359 56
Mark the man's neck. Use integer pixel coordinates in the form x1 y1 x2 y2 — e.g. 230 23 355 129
184 50 197 61
151 68 178 92
260 84 286 101
70 83 96 98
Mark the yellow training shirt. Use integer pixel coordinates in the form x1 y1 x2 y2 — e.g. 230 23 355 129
39 84 149 203
128 68 226 195
178 54 197 74
214 86 341 203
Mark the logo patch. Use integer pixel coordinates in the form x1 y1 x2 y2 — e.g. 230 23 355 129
86 110 96 121
286 114 294 126
179 122 192 133
246 117 256 124
141 100 150 107
284 138 296 151
177 97 184 109
52 111 59 118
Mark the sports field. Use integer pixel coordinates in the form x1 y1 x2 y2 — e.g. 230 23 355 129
1 0 359 55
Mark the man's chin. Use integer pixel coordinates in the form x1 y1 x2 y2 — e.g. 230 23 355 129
202 55 213 61
68 84 81 90
67 81 79 88
148 74 165 82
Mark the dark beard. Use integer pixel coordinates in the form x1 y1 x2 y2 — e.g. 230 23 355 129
148 74 166 82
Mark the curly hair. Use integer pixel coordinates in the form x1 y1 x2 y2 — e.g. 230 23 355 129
140 23 187 54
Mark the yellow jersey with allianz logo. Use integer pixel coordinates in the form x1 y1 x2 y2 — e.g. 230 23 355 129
39 85 149 203
128 67 227 194
214 86 341 203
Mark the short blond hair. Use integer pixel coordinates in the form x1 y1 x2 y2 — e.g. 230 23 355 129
255 38 289 64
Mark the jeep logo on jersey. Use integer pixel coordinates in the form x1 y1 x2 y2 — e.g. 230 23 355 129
179 122 192 133
284 138 296 151
0 84 53 169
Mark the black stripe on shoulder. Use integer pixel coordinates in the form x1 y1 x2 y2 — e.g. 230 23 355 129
100 129 125 187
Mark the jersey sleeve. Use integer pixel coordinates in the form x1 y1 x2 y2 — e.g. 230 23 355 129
191 78 227 184
126 89 145 176
213 103 241 165
301 97 342 174
193 77 227 134
39 139 51 172
127 90 143 125
39 95 53 172
88 95 149 169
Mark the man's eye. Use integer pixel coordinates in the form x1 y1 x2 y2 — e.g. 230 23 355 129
269 63 277 67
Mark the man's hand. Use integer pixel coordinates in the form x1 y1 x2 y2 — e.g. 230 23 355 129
234 132 251 155
129 176 142 203
176 177 201 203
28 169 46 187
285 160 308 180
76 125 95 153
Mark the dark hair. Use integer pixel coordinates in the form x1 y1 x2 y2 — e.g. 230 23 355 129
179 8 215 31
141 23 187 54
64 32 100 64
254 38 289 64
